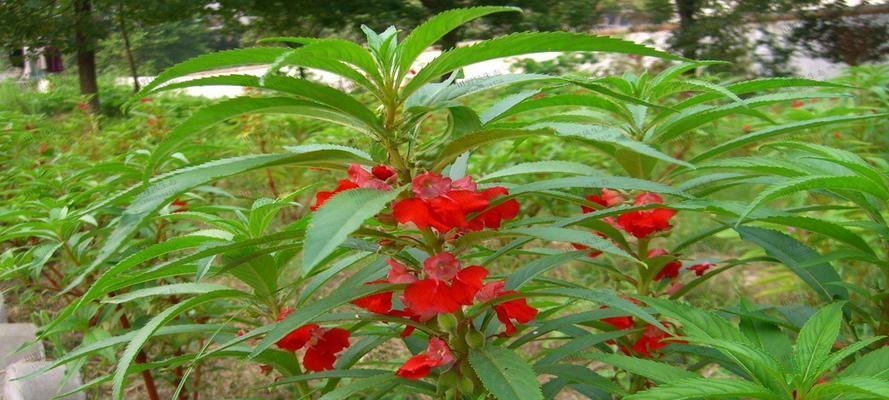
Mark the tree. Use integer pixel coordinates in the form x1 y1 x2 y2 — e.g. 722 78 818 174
0 0 207 113
787 2 889 66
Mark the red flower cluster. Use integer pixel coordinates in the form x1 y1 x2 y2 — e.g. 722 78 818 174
616 192 676 238
475 281 539 336
648 248 682 281
274 308 351 371
688 261 714 276
600 311 681 358
396 337 454 380
393 173 519 234
350 253 537 336
311 163 396 210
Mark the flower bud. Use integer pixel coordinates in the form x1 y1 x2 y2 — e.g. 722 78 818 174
437 313 458 332
465 330 485 349
459 376 475 393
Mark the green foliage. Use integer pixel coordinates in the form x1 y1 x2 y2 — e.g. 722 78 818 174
2 6 888 400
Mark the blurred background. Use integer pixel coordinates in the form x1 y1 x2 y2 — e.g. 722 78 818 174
1 0 887 113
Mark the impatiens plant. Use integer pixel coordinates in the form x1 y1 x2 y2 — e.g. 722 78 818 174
18 6 889 400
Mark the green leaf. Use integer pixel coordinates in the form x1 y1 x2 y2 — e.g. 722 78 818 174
250 283 396 357
641 297 748 343
689 114 888 163
807 376 889 399
486 94 623 125
148 97 378 173
540 122 694 168
735 226 848 302
397 6 521 78
317 373 399 400
511 175 688 198
793 302 844 385
653 92 844 143
469 345 543 400
534 364 627 395
538 288 662 328
505 251 588 290
103 283 234 304
139 47 289 94
841 347 889 380
504 227 632 260
433 128 552 171
480 161 603 182
73 147 370 291
535 330 629 366
624 378 778 400
112 290 248 400
738 175 889 223
303 187 405 274
582 352 698 383
673 77 854 111
404 32 683 97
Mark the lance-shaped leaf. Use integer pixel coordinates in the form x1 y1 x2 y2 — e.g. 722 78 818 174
404 32 684 97
469 345 543 400
735 226 848 302
138 47 289 94
623 378 778 400
397 6 521 78
71 146 371 291
303 187 405 274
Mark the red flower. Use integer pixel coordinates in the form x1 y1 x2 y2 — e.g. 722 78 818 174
402 252 488 319
311 163 394 210
583 188 623 212
311 179 359 210
649 248 682 281
467 187 520 231
476 281 538 336
350 279 392 314
631 323 678 357
170 198 188 213
396 337 454 379
791 99 805 108
599 297 640 330
140 97 152 104
393 173 517 234
274 309 351 371
371 164 396 180
616 192 675 238
688 262 714 277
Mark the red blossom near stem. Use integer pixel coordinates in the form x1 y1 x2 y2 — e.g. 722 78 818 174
616 192 676 238
791 99 806 108
351 259 418 315
139 97 152 103
273 308 351 371
350 279 393 314
599 297 641 330
649 248 682 281
402 252 488 319
630 323 683 358
393 172 518 234
468 187 520 231
311 179 359 211
476 281 538 335
170 198 188 213
310 163 395 210
371 164 396 180
583 188 624 212
396 337 454 379
688 262 715 277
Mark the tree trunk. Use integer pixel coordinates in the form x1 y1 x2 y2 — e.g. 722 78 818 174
118 1 140 93
74 0 99 113
673 0 700 59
